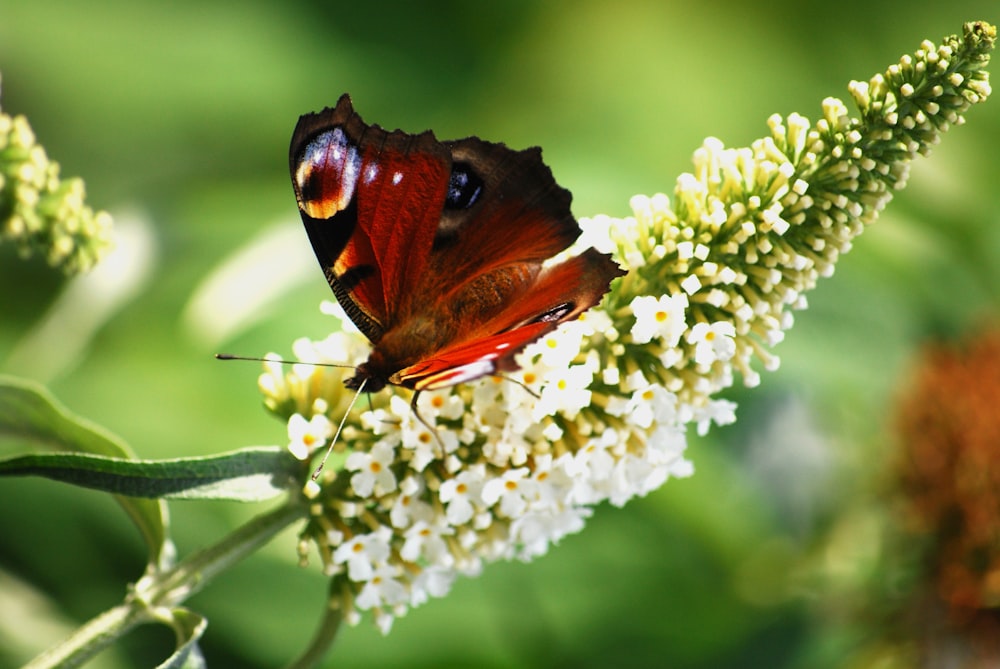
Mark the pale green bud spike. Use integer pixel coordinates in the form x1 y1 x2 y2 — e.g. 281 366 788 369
0 72 114 274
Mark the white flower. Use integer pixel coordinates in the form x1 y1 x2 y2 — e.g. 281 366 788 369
575 306 615 339
373 610 396 635
286 413 334 460
294 330 366 367
390 476 435 528
576 214 618 254
379 394 459 472
488 421 536 468
345 442 398 497
532 364 595 421
320 299 363 335
333 527 392 581
608 452 669 505
481 468 534 518
693 398 738 436
527 454 576 510
629 294 689 345
687 321 737 365
617 382 679 430
355 563 409 610
568 428 620 504
400 520 455 567
417 389 466 421
438 466 487 525
520 320 586 371
509 505 590 559
409 565 456 606
646 423 689 464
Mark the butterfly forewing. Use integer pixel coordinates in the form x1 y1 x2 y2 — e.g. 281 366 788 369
291 95 451 341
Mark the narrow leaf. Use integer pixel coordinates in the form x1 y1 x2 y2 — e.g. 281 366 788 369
0 446 301 501
156 608 208 669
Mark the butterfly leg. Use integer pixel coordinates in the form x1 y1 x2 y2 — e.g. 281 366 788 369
410 390 448 458
490 373 541 399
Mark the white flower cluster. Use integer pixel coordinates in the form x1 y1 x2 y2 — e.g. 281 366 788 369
262 297 723 632
258 23 993 633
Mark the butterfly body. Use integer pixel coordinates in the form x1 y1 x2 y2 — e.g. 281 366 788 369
290 95 622 394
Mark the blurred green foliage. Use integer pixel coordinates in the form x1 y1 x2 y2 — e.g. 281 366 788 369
1 1 998 667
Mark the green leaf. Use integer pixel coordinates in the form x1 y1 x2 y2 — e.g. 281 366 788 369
155 608 208 669
0 376 170 567
0 375 138 458
0 446 301 500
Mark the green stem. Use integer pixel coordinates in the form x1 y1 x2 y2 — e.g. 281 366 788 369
23 602 143 669
284 582 345 669
25 500 307 669
144 501 305 605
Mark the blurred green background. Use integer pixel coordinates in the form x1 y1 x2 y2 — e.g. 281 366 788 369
1 1 998 667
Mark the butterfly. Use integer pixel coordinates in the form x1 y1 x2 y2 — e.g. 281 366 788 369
289 94 623 399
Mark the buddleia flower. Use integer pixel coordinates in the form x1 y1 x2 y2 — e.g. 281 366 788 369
259 22 994 633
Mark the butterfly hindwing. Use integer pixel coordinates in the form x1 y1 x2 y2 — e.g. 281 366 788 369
396 248 622 390
427 136 582 282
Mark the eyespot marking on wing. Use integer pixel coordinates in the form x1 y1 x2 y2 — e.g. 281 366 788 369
444 162 483 210
294 128 362 220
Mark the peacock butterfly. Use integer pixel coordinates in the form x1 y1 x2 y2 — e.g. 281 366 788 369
289 94 623 397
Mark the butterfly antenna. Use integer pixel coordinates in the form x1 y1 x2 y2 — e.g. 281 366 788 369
215 353 354 370
410 391 447 458
311 378 368 481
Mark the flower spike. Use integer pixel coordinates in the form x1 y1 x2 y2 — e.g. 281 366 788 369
259 23 994 633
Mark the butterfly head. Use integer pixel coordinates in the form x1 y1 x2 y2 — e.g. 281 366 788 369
345 362 387 393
